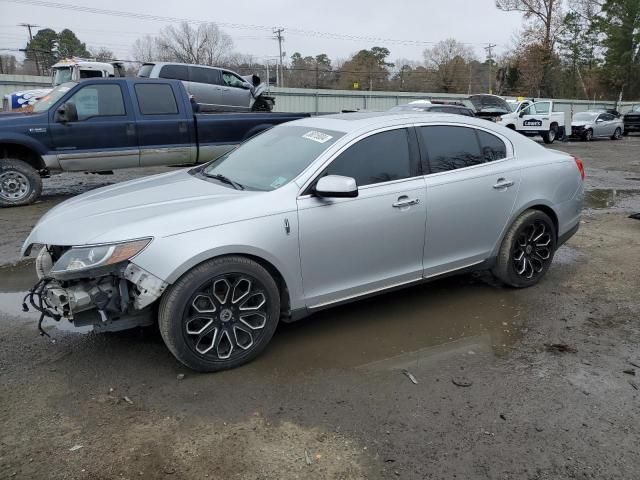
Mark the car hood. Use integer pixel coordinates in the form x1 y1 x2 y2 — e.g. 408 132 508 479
23 169 284 252
0 111 47 126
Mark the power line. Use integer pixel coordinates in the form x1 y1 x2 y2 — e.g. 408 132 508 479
0 0 494 48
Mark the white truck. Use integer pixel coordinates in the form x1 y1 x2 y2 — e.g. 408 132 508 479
497 100 566 144
2 58 125 112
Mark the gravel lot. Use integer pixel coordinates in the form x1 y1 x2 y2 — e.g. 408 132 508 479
1 136 639 479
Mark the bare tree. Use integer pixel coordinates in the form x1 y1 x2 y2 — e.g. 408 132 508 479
496 0 566 96
424 39 476 93
156 22 233 66
89 47 115 62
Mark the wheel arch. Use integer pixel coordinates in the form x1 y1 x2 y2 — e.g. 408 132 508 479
0 140 46 171
493 202 560 257
163 248 294 316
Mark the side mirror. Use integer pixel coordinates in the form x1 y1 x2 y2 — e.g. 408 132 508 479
596 118 604 123
519 111 526 118
315 175 358 198
54 102 78 123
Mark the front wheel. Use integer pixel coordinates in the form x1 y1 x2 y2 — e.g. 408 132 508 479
542 126 557 144
492 210 557 288
583 129 593 142
0 158 42 207
158 256 280 372
611 127 622 140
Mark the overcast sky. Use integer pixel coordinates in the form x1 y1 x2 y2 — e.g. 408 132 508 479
0 0 525 65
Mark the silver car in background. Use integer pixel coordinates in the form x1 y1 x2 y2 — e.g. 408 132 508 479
22 113 585 371
138 62 253 112
571 111 624 141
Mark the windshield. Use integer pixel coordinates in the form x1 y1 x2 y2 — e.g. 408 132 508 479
52 67 72 86
199 125 345 191
32 82 75 113
508 102 519 112
574 112 598 121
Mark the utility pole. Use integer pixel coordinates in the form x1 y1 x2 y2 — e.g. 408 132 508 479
485 43 496 95
272 27 284 87
19 23 41 75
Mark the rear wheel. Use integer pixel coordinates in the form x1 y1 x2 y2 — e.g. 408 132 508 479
0 158 42 207
158 256 280 372
611 127 622 140
492 210 557 288
542 126 557 144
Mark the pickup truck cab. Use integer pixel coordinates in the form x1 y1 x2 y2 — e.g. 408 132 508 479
497 100 565 144
0 78 308 207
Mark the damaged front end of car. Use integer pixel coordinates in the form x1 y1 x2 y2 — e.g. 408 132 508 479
23 238 168 336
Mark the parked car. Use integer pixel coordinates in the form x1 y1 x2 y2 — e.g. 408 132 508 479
570 111 624 141
388 103 476 116
22 112 584 371
497 100 566 144
0 78 308 207
466 94 512 122
623 105 640 135
138 62 261 112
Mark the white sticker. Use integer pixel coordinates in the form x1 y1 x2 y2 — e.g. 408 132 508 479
302 131 333 143
270 176 288 188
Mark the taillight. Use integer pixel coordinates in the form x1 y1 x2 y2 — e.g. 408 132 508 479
572 155 585 181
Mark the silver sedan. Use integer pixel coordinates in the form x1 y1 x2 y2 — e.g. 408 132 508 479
571 111 625 140
22 113 585 371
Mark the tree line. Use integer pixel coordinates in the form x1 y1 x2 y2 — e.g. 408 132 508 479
1 0 638 101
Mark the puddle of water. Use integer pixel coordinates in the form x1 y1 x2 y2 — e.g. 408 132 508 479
0 262 91 334
584 189 638 209
252 274 524 374
0 263 525 371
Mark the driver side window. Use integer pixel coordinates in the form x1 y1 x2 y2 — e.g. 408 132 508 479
222 72 247 89
66 84 125 121
325 129 413 187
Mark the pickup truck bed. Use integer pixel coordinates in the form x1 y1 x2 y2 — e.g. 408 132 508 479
0 78 309 206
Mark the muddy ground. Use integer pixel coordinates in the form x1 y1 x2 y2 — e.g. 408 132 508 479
0 137 639 479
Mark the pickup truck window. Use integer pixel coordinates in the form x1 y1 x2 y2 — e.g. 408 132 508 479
67 84 126 120
200 126 345 191
134 84 179 115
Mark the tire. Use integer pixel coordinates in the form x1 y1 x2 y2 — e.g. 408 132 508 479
492 210 557 288
542 126 557 144
251 98 272 112
0 158 42 207
158 256 280 372
583 129 593 142
611 127 622 140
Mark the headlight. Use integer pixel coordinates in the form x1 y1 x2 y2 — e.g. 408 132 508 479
50 238 151 278
496 116 503 122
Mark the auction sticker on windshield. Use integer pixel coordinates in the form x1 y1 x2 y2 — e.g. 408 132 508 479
302 131 333 143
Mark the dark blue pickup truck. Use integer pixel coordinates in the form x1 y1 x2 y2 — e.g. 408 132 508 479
0 78 308 206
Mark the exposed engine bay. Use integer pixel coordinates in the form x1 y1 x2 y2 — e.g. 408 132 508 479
24 245 168 335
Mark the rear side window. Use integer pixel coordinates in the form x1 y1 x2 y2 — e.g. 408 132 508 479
135 84 179 115
477 130 507 161
189 66 221 85
159 64 190 82
326 129 412 187
420 126 483 173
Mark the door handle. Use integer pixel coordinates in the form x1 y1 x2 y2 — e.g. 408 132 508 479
126 123 135 136
178 122 188 134
493 178 515 189
393 197 420 208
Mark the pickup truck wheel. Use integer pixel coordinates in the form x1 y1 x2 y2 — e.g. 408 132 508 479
0 158 42 207
542 126 557 144
611 128 622 140
158 256 280 372
492 210 557 288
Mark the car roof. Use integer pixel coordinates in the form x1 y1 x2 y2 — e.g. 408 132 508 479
289 112 501 134
142 61 226 72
